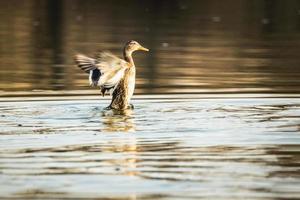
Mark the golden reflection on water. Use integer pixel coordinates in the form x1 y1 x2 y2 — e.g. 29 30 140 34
1 1 300 95
101 109 136 132
0 98 300 198
100 109 139 177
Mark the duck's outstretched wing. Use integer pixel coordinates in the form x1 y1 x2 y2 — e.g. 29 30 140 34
74 54 100 86
74 52 128 89
74 54 97 72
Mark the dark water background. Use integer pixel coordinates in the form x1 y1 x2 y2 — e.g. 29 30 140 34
1 0 300 95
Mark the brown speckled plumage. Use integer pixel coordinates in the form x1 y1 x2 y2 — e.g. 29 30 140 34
110 67 135 110
75 40 148 110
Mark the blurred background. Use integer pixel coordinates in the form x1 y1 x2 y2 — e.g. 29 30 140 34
1 0 300 96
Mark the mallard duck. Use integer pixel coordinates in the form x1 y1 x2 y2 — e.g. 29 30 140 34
75 40 149 110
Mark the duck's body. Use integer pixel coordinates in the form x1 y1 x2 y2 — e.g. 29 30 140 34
75 41 148 110
109 65 136 109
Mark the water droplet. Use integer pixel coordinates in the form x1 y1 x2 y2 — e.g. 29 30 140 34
76 15 83 21
212 16 221 23
261 18 270 25
162 43 169 47
33 21 39 26
179 4 187 10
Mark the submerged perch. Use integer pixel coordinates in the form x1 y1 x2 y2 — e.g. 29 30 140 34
74 40 149 110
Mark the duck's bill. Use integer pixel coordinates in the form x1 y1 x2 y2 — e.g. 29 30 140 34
139 46 149 51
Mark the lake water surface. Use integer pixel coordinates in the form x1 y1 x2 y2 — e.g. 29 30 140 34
1 1 300 95
1 95 300 199
1 1 300 199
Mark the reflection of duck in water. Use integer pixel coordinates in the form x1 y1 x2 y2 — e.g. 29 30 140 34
101 109 135 132
75 41 149 110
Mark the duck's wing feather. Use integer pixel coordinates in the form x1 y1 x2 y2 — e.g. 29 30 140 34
75 52 128 88
95 51 129 87
74 54 97 73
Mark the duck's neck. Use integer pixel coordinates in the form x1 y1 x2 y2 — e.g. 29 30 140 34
123 50 134 66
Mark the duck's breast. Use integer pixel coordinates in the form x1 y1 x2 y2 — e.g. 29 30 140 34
126 66 136 102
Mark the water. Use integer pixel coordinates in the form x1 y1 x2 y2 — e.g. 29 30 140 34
1 95 300 199
1 1 300 95
1 1 300 199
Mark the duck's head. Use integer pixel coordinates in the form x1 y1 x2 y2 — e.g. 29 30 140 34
124 40 149 54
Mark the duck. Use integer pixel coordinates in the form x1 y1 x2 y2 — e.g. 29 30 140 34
75 40 149 110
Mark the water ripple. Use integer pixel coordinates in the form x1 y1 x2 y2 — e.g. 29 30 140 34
1 97 300 199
